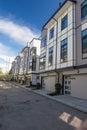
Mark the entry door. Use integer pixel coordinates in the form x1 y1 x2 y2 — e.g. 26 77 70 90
41 77 44 88
64 76 71 95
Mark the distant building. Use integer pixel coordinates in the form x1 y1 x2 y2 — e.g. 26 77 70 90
26 38 40 86
12 56 20 81
18 46 29 84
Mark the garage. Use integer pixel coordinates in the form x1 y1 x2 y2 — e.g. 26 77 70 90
42 76 56 92
64 75 87 99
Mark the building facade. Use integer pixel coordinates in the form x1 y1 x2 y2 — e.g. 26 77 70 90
12 56 20 81
26 38 40 86
11 61 16 80
11 0 87 99
11 38 41 86
19 46 29 84
40 0 87 99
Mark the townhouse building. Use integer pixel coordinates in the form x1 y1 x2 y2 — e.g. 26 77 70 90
11 61 15 80
40 0 87 99
26 38 40 86
12 38 40 86
12 56 20 81
11 0 87 99
19 46 29 84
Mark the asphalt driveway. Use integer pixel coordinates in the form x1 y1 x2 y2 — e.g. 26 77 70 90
0 81 87 130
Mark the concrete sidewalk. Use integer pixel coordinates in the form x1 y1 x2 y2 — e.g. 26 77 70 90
11 82 87 113
32 89 87 113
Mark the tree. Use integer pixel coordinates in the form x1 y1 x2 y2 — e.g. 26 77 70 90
9 69 12 74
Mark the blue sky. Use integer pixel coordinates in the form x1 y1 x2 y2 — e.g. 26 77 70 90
0 0 63 73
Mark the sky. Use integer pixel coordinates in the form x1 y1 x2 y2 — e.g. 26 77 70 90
0 0 63 73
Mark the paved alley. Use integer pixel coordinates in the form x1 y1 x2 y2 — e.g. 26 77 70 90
0 81 87 130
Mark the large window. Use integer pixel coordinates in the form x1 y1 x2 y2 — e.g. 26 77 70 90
29 57 36 71
82 29 87 56
61 15 68 30
32 56 36 71
29 61 32 71
49 27 54 39
48 46 53 66
41 36 47 48
81 0 87 20
61 38 67 62
40 52 46 70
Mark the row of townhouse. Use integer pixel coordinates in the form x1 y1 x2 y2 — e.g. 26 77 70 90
12 0 87 99
12 38 40 86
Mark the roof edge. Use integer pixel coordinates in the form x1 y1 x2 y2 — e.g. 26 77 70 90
42 0 76 30
21 46 29 53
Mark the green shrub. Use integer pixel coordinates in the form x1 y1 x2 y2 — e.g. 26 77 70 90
55 83 61 95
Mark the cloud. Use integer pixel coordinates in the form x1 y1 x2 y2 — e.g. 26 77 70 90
0 18 40 45
0 42 15 56
0 42 15 61
0 42 15 73
0 17 40 73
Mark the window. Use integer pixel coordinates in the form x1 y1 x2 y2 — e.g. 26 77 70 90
61 15 68 30
32 56 36 71
40 52 46 70
41 36 47 48
49 27 54 39
61 38 67 62
29 57 36 71
82 29 87 56
30 47 36 56
81 0 87 20
48 46 53 66
29 61 32 71
37 76 39 80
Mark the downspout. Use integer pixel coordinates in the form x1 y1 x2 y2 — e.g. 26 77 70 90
52 17 60 83
73 2 77 69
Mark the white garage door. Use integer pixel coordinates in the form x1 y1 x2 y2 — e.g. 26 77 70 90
43 76 56 92
64 75 87 99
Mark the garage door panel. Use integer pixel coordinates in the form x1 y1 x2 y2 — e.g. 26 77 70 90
71 75 87 99
64 75 87 99
44 76 55 92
